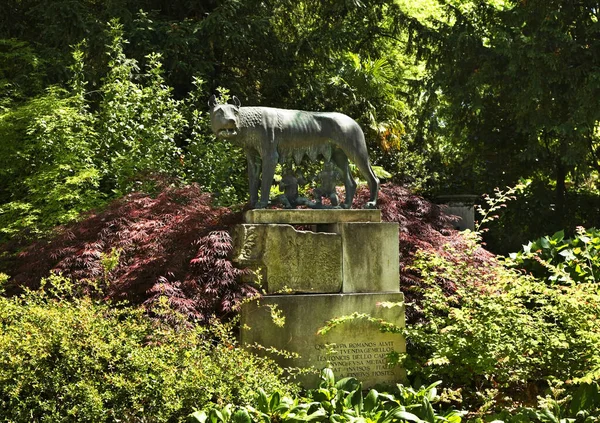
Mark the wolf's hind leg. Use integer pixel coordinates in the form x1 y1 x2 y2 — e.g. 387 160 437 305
332 149 356 208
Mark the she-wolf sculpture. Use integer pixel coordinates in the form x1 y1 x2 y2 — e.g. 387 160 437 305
208 95 379 209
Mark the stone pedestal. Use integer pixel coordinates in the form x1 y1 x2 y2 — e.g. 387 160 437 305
236 209 405 388
437 194 479 231
233 210 399 294
233 224 343 293
330 222 399 293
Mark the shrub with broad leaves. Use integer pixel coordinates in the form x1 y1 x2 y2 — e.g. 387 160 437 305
508 227 600 284
188 369 465 423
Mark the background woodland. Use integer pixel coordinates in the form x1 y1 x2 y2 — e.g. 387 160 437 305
1 0 599 252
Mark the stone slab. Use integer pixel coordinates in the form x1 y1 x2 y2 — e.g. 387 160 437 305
240 292 405 388
233 224 343 293
233 221 399 294
333 222 400 293
437 195 478 231
244 209 381 224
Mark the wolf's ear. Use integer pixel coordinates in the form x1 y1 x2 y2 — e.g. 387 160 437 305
208 95 218 109
232 96 241 108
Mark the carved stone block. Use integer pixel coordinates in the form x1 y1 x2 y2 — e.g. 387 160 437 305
233 212 399 294
233 224 343 293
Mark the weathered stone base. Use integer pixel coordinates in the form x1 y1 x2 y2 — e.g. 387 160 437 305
330 222 399 293
233 217 399 294
240 292 405 388
233 224 343 293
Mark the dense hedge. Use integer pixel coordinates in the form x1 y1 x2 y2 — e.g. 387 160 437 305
0 274 294 422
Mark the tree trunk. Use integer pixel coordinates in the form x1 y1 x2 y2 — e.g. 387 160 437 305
555 159 566 228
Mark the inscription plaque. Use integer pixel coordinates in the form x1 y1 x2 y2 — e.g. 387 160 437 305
314 341 398 380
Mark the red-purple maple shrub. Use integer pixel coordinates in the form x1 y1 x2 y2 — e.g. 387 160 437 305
1 184 255 322
1 182 493 324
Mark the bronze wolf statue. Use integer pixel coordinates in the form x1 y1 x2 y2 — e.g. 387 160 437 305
208 95 379 209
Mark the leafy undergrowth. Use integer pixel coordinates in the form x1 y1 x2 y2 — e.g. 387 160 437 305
188 369 600 423
403 248 600 412
188 369 465 423
1 182 489 323
507 226 600 284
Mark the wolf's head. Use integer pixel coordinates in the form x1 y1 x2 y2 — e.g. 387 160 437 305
208 95 241 139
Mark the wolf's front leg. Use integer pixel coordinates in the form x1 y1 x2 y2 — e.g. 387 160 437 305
246 151 261 208
257 151 278 209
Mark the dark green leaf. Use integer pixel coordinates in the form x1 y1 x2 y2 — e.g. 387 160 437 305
569 383 600 416
364 389 379 412
335 377 360 392
269 391 281 411
421 397 436 423
257 388 269 413
552 230 565 243
232 410 251 423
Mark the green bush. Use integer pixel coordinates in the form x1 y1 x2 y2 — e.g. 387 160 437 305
0 24 254 241
508 227 600 284
0 86 103 238
96 20 187 196
0 274 294 422
0 23 188 240
403 247 600 412
182 85 247 206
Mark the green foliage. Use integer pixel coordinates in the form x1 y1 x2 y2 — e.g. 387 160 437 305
403 247 600 411
508 227 600 284
475 181 530 232
100 246 122 286
0 23 193 239
183 84 247 206
532 382 600 423
0 85 103 238
0 274 293 422
97 20 187 196
188 369 465 423
0 39 45 104
0 20 271 239
477 179 600 254
494 382 600 423
417 0 600 241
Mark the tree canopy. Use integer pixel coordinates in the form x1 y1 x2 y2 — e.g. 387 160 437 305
1 0 599 251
